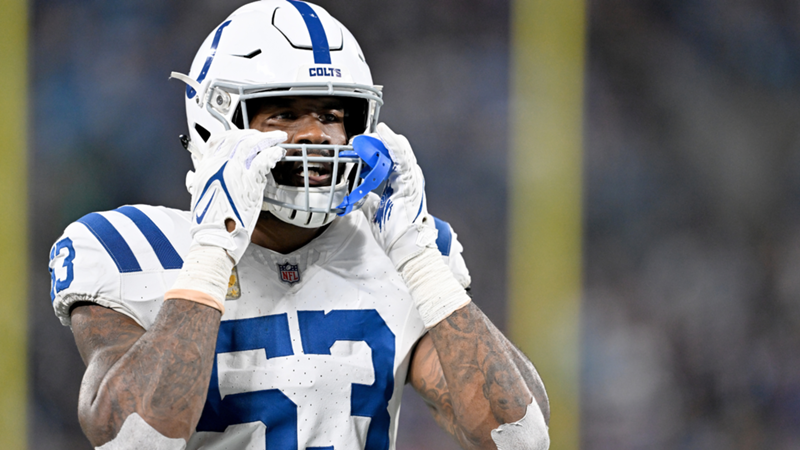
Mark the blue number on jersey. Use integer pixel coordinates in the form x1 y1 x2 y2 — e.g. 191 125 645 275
196 314 297 448
298 310 395 450
196 310 396 450
49 237 76 301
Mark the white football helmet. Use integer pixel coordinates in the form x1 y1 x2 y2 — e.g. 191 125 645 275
172 0 386 228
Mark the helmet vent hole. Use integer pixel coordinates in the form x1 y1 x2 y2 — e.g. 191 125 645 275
194 124 211 143
242 49 262 59
289 210 297 220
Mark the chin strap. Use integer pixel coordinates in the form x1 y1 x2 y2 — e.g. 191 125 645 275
336 135 393 216
180 134 203 161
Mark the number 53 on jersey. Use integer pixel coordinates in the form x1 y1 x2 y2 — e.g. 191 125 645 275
194 310 397 450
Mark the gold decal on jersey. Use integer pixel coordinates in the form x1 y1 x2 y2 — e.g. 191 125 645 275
226 266 241 300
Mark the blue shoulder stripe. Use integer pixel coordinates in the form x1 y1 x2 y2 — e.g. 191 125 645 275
432 216 453 257
115 206 184 270
287 0 332 64
77 213 142 273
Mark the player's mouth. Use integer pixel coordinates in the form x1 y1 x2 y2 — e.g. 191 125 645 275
273 158 339 187
292 162 333 187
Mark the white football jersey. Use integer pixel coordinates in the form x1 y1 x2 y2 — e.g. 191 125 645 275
49 204 471 450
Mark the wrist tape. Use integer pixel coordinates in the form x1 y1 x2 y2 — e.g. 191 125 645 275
95 413 186 450
163 244 234 313
490 402 550 450
400 247 471 329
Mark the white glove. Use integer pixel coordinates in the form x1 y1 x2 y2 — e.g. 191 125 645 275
361 123 439 269
188 129 286 263
361 123 471 328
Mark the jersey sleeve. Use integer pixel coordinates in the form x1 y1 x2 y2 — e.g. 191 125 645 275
431 216 471 289
48 205 192 329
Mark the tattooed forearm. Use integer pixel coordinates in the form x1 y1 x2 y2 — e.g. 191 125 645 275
423 302 541 447
410 333 488 449
505 340 550 424
409 339 458 435
71 299 221 446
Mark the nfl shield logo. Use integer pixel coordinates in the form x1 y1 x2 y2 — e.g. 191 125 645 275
278 262 300 285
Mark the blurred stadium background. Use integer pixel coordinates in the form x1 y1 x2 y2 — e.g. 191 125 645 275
1 0 799 448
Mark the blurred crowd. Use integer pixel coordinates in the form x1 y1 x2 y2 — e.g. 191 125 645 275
29 0 800 449
584 0 800 448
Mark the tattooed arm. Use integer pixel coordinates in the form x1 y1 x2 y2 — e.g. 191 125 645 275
408 302 549 450
70 300 220 446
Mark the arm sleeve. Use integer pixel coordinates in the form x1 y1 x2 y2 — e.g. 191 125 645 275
48 205 191 329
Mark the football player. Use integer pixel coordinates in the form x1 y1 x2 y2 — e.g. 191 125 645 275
48 1 550 449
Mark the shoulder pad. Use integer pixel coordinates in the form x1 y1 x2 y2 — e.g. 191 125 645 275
49 205 192 327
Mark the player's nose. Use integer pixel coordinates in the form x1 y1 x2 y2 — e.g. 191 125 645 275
290 115 331 146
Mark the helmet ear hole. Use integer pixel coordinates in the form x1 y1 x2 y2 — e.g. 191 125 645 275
194 124 211 142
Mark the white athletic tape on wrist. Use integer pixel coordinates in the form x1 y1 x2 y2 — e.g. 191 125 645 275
490 402 550 450
95 413 186 450
400 247 471 329
163 244 234 313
